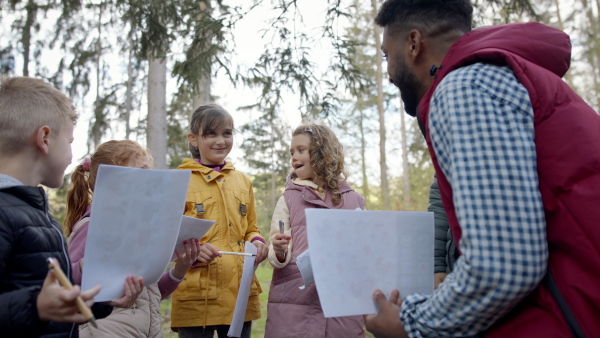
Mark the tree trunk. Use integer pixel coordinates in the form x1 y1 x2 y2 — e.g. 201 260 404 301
581 0 600 111
371 0 390 209
192 0 212 107
125 35 134 139
400 96 410 210
193 76 212 107
359 107 370 204
553 0 574 88
147 57 168 169
21 0 36 76
270 118 277 211
91 7 103 151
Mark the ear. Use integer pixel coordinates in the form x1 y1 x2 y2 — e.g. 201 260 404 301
35 125 51 155
407 29 424 61
187 133 197 147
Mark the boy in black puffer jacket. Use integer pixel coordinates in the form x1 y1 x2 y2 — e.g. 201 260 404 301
0 76 112 337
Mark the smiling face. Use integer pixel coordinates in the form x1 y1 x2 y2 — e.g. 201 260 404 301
188 123 233 166
290 134 315 181
382 26 422 117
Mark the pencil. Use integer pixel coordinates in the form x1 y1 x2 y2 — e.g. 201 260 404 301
218 251 257 257
47 257 98 328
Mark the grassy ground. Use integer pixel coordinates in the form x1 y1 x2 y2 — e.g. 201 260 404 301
160 263 373 338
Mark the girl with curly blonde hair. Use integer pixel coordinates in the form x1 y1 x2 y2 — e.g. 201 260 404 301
265 123 367 338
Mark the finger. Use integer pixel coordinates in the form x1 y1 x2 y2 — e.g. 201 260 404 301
364 313 377 331
80 285 101 301
63 313 88 324
208 245 221 256
197 252 211 263
189 242 200 261
42 269 57 288
184 239 193 255
389 289 400 304
134 277 144 293
372 289 388 309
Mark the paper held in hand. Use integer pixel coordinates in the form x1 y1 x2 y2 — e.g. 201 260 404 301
171 216 215 262
306 209 434 318
81 165 196 302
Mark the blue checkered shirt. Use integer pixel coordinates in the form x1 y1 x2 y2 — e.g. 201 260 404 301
400 63 548 337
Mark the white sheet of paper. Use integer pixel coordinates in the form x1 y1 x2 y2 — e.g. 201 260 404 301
306 209 434 318
81 165 191 302
296 249 314 290
170 216 215 262
227 241 257 338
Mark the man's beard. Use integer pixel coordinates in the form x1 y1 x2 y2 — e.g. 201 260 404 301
391 58 420 117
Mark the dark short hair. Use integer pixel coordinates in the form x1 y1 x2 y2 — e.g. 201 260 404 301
375 0 473 36
188 103 235 159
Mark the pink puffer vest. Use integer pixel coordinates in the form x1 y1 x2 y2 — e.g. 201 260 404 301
265 175 366 338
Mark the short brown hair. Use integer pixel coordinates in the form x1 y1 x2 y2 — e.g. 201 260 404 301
188 103 235 159
0 76 77 153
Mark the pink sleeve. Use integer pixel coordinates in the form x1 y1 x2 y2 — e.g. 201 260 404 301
157 270 182 300
67 222 89 285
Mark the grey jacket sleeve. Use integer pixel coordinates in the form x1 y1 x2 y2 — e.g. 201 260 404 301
429 174 450 273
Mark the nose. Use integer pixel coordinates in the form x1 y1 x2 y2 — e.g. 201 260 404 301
388 77 394 84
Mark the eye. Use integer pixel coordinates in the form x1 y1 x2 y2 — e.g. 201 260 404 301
224 131 233 136
298 148 305 153
205 130 216 136
290 151 294 156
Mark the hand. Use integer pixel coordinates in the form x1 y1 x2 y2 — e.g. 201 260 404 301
196 242 221 264
172 238 202 279
434 272 447 289
108 275 144 308
37 269 101 323
364 289 408 338
272 233 291 260
252 239 268 266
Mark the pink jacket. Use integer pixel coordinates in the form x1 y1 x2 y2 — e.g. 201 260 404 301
265 176 366 338
68 207 182 337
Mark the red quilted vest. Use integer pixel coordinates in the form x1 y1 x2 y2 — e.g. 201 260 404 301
419 22 600 337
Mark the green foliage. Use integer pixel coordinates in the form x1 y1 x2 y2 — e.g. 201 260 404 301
166 86 197 168
47 175 71 235
239 112 291 230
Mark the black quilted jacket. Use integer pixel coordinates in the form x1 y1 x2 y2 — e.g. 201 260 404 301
0 184 110 337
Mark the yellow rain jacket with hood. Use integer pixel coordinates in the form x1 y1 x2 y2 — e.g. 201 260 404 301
171 158 262 329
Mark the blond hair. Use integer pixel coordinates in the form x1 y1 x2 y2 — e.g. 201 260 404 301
64 140 152 236
291 124 348 205
0 76 77 153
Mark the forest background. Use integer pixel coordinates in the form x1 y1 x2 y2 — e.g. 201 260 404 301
1 0 599 336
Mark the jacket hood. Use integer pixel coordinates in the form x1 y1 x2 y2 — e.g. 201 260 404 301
176 158 235 172
442 22 571 78
0 174 23 190
285 174 353 194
